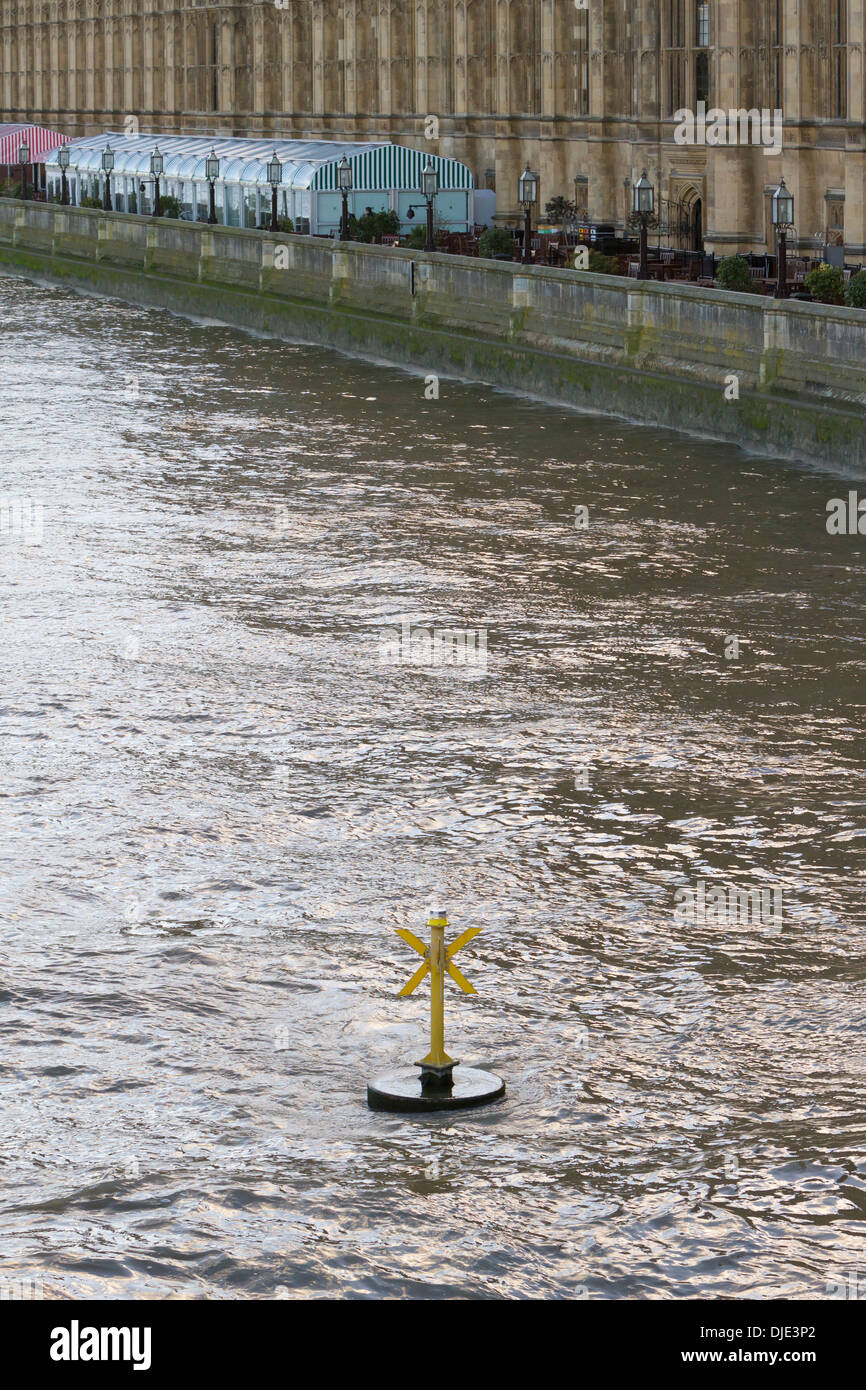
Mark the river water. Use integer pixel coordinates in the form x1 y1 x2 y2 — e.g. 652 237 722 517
1 273 865 1300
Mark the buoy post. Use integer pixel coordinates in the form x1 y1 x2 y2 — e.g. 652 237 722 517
414 913 458 1091
367 909 505 1113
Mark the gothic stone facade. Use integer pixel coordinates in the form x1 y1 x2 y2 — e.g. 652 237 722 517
2 1 864 254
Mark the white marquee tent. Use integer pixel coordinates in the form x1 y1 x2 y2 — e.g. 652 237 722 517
44 133 484 234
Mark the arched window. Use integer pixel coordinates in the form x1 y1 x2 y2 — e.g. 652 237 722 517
772 0 782 107
696 51 709 104
666 0 685 115
696 3 709 47
834 0 848 118
211 22 219 113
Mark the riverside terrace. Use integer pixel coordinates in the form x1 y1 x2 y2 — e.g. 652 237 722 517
1 198 864 473
26 135 866 294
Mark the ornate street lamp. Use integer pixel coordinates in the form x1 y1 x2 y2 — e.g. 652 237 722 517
337 154 352 240
150 146 164 217
421 158 438 253
267 150 282 233
205 148 220 225
57 144 70 206
633 168 654 280
772 175 794 299
101 144 115 212
519 163 539 265
18 140 30 200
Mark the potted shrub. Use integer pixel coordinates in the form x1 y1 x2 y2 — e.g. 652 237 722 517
157 194 182 219
804 264 845 304
478 225 515 260
402 224 428 250
586 249 620 275
844 269 866 309
715 255 753 292
350 208 400 243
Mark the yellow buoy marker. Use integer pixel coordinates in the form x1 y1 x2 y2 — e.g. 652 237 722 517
367 910 505 1113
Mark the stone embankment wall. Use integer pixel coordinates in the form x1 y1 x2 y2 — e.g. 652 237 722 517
1 199 864 470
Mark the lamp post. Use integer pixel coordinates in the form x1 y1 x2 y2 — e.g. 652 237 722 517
519 163 539 265
633 168 654 280
337 154 352 240
772 175 794 300
205 148 219 225
101 144 114 212
421 158 437 252
18 141 30 200
57 145 70 206
150 146 164 217
267 151 282 233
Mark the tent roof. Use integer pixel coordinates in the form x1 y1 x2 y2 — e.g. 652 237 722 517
42 133 475 191
0 123 69 164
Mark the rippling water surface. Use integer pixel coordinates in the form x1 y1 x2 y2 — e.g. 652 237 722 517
1 274 865 1300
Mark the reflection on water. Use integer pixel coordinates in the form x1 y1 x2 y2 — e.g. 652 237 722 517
1 275 864 1300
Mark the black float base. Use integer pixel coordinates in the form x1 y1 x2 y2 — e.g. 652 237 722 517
367 1065 505 1113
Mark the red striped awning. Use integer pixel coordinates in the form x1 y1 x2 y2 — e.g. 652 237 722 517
0 124 69 165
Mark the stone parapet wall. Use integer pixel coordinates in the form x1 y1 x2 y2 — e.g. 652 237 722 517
1 198 864 471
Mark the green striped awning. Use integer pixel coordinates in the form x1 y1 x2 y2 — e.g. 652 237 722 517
313 144 474 192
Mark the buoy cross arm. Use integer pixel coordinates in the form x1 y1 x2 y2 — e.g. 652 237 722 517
445 927 480 994
397 958 430 997
445 927 480 959
395 928 430 996
445 960 476 995
394 925 481 997
395 928 428 956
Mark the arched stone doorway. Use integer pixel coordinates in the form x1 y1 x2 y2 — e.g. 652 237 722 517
679 186 704 252
691 197 703 249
